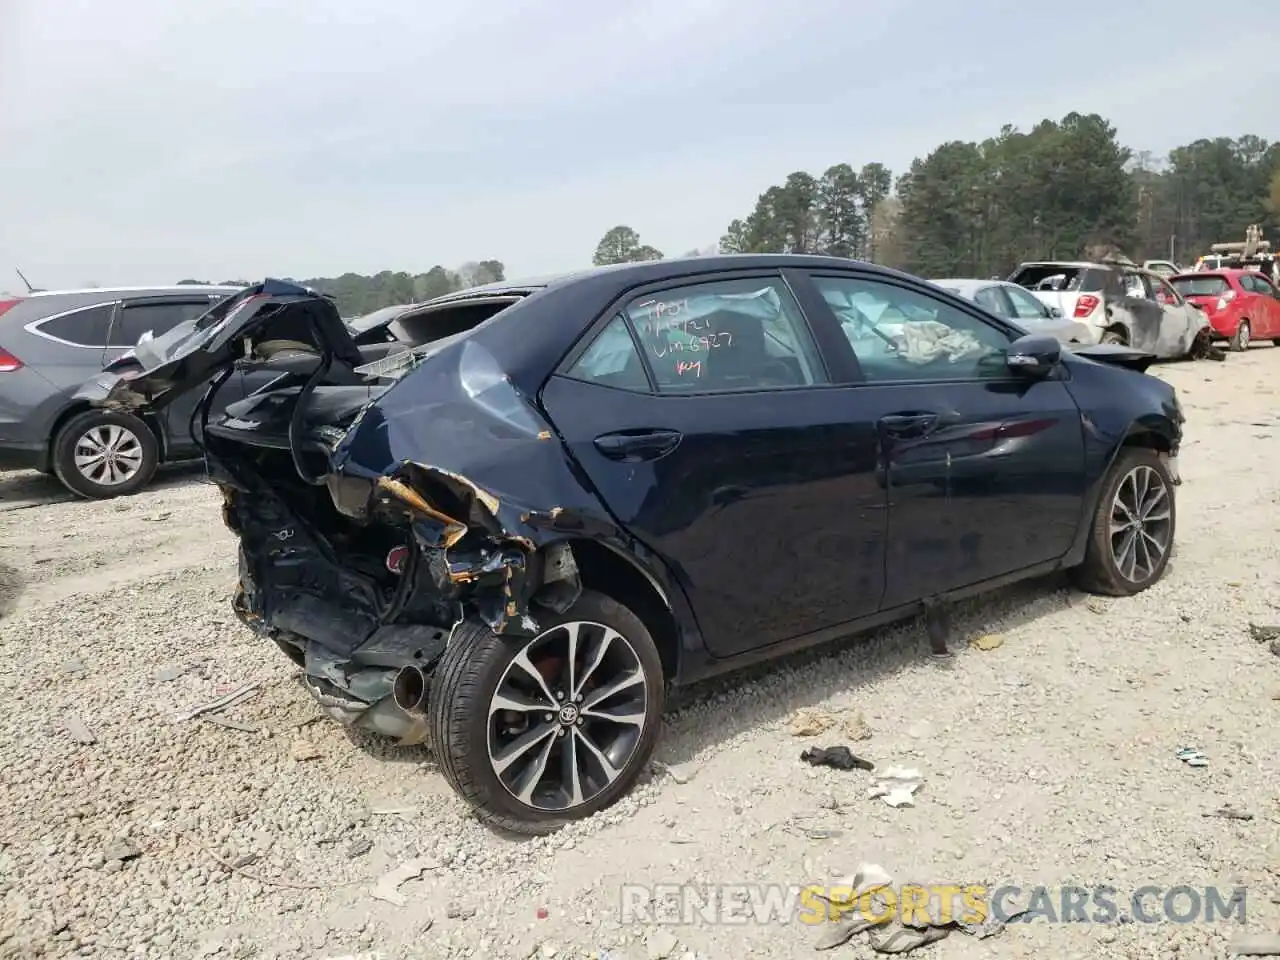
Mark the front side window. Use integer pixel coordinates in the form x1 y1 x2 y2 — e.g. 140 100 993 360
623 277 826 393
1251 274 1280 298
813 275 1011 382
564 314 650 392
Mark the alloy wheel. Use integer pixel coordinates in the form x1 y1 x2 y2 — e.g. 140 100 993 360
1238 322 1251 350
74 424 144 486
1109 465 1172 583
487 621 648 812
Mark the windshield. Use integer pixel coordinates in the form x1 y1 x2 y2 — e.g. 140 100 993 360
1172 275 1230 297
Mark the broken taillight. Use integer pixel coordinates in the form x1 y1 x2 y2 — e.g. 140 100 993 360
0 347 23 373
386 545 409 574
1073 295 1100 318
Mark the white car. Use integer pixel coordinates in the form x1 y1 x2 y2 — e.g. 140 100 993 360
930 278 1094 347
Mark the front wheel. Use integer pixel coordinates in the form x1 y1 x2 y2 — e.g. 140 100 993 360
428 590 665 835
1099 329 1127 346
1071 447 1176 596
52 410 159 499
1230 320 1251 352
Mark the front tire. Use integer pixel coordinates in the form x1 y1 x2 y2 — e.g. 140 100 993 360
1100 329 1127 346
1230 320 1251 352
52 410 159 499
1071 447 1175 596
428 589 665 835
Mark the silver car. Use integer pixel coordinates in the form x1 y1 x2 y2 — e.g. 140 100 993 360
930 278 1095 347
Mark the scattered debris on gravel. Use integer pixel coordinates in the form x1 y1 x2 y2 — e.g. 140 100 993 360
2 357 1280 958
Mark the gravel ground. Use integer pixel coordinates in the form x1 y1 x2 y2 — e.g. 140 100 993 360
2 351 1279 960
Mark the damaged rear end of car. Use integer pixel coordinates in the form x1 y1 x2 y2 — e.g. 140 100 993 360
75 281 642 788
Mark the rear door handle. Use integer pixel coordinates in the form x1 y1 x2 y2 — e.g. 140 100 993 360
878 413 940 439
593 429 683 462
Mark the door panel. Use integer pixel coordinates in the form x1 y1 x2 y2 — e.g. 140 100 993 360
791 269 1089 608
541 374 887 658
164 369 281 453
864 379 1087 607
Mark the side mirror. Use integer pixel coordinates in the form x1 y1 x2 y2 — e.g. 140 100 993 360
137 329 155 344
1048 306 1063 318
1006 334 1061 376
1188 301 1205 311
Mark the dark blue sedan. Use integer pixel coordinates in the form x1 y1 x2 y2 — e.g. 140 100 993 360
76 256 1183 834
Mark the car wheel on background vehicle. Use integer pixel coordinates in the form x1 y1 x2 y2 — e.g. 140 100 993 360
1099 329 1127 346
428 589 665 835
52 410 159 500
1230 320 1251 352
1071 446 1175 597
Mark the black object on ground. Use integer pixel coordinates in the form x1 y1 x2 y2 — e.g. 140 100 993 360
924 599 952 658
801 746 875 771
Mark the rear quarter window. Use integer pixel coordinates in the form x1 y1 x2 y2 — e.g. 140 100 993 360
32 303 117 347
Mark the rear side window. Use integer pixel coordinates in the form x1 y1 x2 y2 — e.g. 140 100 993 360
1252 274 1280 297
1004 285 1051 321
564 315 650 392
112 301 215 346
624 277 827 393
1172 275 1230 297
33 303 117 347
1121 272 1149 299
974 286 1011 318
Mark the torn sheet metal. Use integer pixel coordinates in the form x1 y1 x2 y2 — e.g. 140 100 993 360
323 340 622 637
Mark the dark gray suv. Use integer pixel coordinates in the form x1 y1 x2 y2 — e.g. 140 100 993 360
0 284 256 497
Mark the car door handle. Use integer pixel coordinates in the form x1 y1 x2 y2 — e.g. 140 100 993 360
593 429 683 462
878 413 939 439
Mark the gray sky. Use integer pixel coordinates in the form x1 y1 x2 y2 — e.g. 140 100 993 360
0 0 1274 292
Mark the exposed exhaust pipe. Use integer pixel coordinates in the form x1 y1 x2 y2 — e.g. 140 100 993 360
392 664 428 715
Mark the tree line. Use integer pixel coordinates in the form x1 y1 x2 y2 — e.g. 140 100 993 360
591 112 1280 280
177 260 506 318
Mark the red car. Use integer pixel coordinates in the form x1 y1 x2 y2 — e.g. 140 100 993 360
1169 269 1280 351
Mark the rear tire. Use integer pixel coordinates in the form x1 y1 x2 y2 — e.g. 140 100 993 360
428 590 665 835
1230 320 1251 352
52 410 159 500
1071 447 1175 597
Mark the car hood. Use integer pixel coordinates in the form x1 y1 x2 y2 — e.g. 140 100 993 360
73 278 364 411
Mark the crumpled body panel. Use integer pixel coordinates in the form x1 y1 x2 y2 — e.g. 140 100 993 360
328 338 620 637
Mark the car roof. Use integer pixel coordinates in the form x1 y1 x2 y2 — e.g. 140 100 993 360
25 284 243 298
1014 261 1099 269
457 254 949 396
929 278 1005 294
418 254 881 307
1171 269 1253 279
